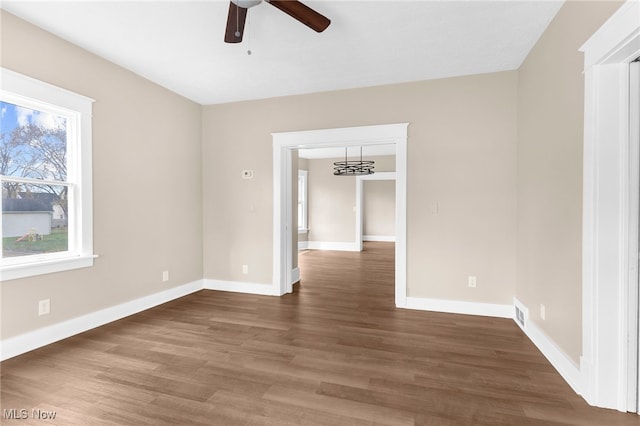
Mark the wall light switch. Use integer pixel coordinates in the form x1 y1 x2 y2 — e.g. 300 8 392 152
162 271 169 282
540 304 546 320
242 265 249 275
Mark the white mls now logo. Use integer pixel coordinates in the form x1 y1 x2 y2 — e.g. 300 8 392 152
3 408 57 420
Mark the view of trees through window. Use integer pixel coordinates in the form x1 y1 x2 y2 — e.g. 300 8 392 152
1 100 69 258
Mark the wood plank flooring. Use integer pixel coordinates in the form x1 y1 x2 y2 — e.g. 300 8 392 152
1 242 639 425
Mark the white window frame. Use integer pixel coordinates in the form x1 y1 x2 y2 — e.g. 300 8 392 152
0 68 94 281
297 170 308 232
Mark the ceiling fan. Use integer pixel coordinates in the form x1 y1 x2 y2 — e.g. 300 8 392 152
224 0 331 43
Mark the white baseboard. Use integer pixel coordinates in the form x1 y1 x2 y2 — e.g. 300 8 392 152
298 241 308 251
0 279 203 362
291 267 300 285
306 241 359 251
203 279 276 296
519 317 583 397
0 276 584 404
405 295 582 398
511 298 583 397
405 296 513 318
363 235 396 242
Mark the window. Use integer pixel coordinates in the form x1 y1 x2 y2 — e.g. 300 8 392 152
1 68 94 281
298 170 308 232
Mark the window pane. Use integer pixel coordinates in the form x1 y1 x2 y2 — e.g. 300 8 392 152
0 101 67 181
2 182 69 258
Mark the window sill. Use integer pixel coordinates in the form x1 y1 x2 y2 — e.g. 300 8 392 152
298 228 309 234
1 254 97 281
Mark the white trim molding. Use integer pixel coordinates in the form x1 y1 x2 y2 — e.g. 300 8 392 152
0 280 203 361
405 297 513 319
524 318 584 397
291 267 300 285
203 279 277 296
512 298 583 398
272 123 408 304
406 296 583 396
363 235 396 242
305 241 359 252
580 0 640 411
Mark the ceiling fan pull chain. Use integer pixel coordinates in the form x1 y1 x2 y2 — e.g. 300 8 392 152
247 8 252 55
235 3 241 37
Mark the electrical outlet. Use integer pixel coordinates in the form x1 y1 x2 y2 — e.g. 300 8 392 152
468 276 477 288
162 271 169 282
38 299 50 316
540 304 546 320
242 265 249 275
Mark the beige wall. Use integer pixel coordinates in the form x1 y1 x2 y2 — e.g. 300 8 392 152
304 155 396 243
202 72 518 305
5 1 614 367
307 157 356 243
0 11 203 339
516 0 624 363
364 180 395 237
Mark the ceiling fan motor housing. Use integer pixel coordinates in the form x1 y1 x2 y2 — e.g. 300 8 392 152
225 0 330 43
231 0 262 9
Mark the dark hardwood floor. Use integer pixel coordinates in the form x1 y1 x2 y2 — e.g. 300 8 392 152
1 242 639 425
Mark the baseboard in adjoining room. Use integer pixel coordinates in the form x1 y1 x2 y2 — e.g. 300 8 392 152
305 241 359 251
203 279 277 296
363 235 396 242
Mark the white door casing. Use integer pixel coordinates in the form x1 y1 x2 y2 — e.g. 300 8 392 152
580 0 640 411
629 59 640 413
272 123 408 307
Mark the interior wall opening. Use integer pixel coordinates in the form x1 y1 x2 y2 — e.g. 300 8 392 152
294 145 397 300
271 123 408 306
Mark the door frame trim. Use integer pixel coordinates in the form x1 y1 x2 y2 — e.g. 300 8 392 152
580 0 640 411
272 123 408 307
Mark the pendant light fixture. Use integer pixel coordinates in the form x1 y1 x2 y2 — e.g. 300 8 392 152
333 146 375 176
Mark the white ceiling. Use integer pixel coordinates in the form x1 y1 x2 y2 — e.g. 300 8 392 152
1 1 563 105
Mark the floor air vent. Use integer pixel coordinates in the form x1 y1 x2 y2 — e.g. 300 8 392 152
513 298 528 329
515 306 525 327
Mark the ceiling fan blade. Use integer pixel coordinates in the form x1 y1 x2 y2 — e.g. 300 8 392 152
224 1 248 43
267 0 330 33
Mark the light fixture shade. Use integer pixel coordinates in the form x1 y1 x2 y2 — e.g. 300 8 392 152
333 147 374 176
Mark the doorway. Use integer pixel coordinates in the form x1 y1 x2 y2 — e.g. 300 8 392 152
271 123 408 306
356 172 396 251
